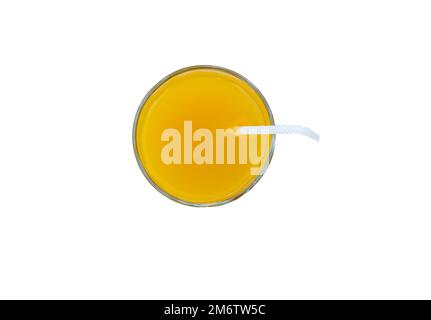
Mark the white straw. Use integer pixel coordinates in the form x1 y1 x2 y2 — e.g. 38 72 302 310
236 125 320 142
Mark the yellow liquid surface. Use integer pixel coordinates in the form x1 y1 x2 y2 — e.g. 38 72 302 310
134 67 273 205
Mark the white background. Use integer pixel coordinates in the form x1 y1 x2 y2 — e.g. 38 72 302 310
0 1 430 299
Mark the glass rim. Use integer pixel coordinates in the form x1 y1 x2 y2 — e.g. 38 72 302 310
132 65 276 207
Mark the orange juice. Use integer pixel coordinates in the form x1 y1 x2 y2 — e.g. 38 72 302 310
133 66 275 206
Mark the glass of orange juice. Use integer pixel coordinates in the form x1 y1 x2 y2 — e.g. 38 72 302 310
133 65 275 206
